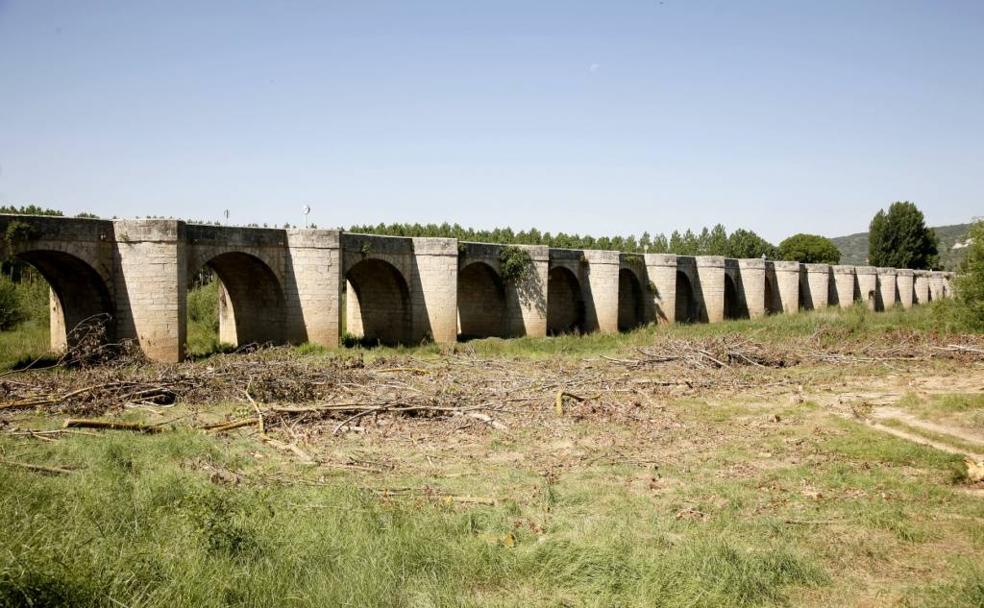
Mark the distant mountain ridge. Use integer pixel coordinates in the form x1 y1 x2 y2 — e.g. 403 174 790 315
830 223 973 270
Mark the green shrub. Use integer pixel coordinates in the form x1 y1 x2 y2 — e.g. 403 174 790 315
188 281 219 332
952 221 984 331
0 275 23 330
499 246 533 282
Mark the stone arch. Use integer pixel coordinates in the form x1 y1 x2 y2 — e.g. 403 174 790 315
618 268 645 331
457 261 507 339
14 250 115 350
675 270 698 323
547 266 584 335
194 252 286 347
345 258 412 346
724 273 742 320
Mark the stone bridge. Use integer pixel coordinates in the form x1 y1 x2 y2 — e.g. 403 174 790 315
0 215 956 362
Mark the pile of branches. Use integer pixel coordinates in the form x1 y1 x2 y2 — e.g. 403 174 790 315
3 330 983 436
808 327 984 364
603 337 796 370
11 314 144 372
0 352 370 415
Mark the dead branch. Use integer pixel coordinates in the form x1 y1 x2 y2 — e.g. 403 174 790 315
0 458 76 475
63 419 162 433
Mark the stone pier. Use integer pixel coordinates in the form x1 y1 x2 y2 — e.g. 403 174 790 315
831 265 856 308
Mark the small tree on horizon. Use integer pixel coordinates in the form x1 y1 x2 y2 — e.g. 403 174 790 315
776 233 841 264
868 201 939 269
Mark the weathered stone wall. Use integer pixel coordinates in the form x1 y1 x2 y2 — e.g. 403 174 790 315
644 254 677 323
580 250 621 333
896 269 914 310
409 238 458 343
831 265 856 308
0 215 116 352
511 245 549 337
929 272 944 301
112 220 186 362
458 242 548 338
914 271 930 304
767 261 800 314
736 259 766 319
942 272 955 298
856 266 878 310
694 256 726 323
285 230 341 347
876 268 898 311
801 264 831 310
0 214 956 362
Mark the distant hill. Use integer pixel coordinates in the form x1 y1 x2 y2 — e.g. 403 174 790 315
830 223 973 270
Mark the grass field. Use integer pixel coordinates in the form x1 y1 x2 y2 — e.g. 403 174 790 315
1 305 982 607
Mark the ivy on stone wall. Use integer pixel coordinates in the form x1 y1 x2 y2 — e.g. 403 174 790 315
498 246 533 282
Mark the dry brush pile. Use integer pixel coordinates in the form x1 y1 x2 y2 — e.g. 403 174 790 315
2 328 982 439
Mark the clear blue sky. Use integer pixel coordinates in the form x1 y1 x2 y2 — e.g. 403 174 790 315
1 1 981 242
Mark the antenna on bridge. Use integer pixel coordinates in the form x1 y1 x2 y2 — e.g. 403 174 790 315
303 205 311 229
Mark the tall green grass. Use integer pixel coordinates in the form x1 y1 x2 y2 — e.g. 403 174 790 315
322 301 975 362
0 276 51 368
186 281 227 357
0 431 829 607
1 291 978 368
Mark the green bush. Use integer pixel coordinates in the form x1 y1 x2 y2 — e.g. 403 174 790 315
498 246 533 282
188 281 219 332
952 221 984 331
0 275 23 330
777 233 841 264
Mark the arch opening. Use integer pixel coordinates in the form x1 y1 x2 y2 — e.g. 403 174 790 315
724 274 743 320
764 274 778 314
547 266 584 335
188 252 286 355
675 271 697 323
11 250 114 354
618 268 645 331
345 258 412 346
457 262 507 340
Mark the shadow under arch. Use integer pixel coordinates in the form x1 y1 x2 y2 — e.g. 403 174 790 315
195 252 286 347
764 274 779 314
724 273 743 320
345 258 412 346
675 270 698 323
618 268 645 331
458 261 507 340
15 250 115 350
547 266 584 335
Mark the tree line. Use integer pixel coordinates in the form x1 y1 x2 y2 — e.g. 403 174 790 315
0 200 946 269
350 201 943 269
348 222 782 258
